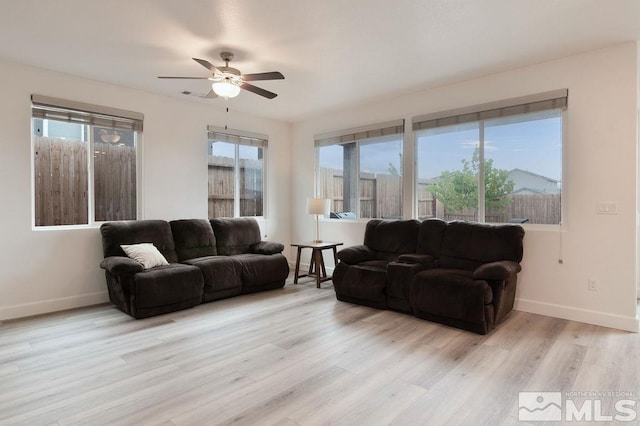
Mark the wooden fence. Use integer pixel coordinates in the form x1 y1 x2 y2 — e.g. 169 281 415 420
208 155 263 218
417 181 561 224
319 168 402 219
94 142 137 222
34 137 136 226
322 168 561 224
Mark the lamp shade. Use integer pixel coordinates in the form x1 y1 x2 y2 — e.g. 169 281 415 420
306 198 331 216
212 81 241 98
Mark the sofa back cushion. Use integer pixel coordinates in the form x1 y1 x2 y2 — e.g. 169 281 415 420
100 220 178 263
363 219 420 260
210 217 262 256
170 219 217 261
438 221 524 271
416 218 447 257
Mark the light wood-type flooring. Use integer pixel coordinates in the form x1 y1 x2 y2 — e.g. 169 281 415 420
0 276 639 425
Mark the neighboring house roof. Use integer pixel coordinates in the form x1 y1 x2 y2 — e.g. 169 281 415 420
418 177 438 185
508 168 561 194
508 168 559 183
511 187 547 195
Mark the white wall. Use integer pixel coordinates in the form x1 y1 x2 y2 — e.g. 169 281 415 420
291 42 639 332
0 59 292 320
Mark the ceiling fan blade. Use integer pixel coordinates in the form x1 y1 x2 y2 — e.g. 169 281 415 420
181 90 217 99
193 58 220 74
158 76 214 80
240 82 278 99
241 71 285 81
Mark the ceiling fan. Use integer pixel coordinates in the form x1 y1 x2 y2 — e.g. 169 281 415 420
158 52 284 99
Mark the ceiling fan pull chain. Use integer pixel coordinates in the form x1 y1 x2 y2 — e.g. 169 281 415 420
225 105 229 130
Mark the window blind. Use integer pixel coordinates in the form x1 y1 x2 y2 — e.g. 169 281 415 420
207 126 268 148
314 119 404 147
31 95 144 132
412 89 567 131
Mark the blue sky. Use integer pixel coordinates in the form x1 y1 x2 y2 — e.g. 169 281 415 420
418 113 562 181
319 112 562 182
210 141 261 159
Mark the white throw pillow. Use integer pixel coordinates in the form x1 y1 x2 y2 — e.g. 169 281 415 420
120 243 169 269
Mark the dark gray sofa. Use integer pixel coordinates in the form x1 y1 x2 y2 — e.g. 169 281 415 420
169 219 244 303
210 218 291 294
99 220 205 319
333 219 524 334
332 219 420 309
99 218 289 319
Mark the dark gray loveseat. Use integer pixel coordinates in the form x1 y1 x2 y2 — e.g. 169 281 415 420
99 218 289 319
333 219 524 334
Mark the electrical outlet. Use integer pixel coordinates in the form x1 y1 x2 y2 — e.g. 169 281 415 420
596 202 618 215
587 279 598 292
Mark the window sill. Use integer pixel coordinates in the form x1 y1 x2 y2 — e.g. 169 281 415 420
32 223 104 231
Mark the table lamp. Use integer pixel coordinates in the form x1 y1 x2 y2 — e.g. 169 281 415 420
306 197 331 243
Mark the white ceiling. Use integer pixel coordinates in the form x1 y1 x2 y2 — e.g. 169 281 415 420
1 0 639 123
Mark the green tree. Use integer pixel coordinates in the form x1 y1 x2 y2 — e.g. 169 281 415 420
387 153 402 176
429 148 515 214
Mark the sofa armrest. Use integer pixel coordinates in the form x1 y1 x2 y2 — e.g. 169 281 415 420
473 261 521 281
251 241 285 255
336 245 376 264
397 253 436 267
100 256 144 275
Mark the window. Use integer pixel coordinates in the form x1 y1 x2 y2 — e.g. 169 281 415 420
414 90 566 225
315 120 404 219
32 95 142 227
207 127 266 218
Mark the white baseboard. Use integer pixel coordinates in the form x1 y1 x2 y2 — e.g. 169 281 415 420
515 298 639 333
0 291 109 321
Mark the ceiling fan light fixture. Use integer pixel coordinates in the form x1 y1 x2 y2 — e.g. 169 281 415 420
212 81 240 98
159 54 282 100
99 130 121 143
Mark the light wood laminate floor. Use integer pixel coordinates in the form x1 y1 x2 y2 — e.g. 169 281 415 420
0 277 638 425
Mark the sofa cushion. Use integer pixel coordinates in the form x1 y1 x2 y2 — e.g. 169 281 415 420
101 220 178 263
416 218 447 256
210 218 262 256
438 221 524 271
411 269 493 323
359 260 390 269
121 243 169 269
386 261 427 313
363 219 420 259
100 256 144 275
336 245 377 264
396 253 437 267
133 264 204 309
251 241 285 255
232 253 290 289
183 256 243 302
473 260 522 281
170 219 217 261
333 264 387 309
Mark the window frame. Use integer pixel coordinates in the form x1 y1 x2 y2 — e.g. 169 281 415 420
412 90 567 227
314 120 405 221
207 126 268 219
31 95 143 229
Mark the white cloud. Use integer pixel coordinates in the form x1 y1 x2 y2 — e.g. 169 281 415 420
460 139 497 151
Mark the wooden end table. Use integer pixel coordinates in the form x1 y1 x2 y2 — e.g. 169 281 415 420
291 241 343 288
